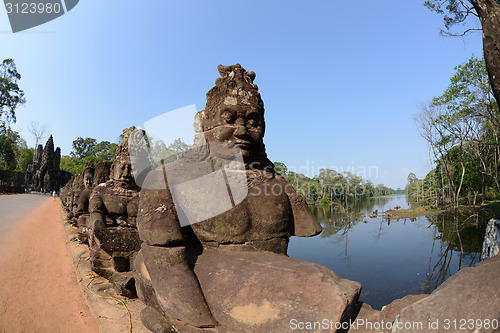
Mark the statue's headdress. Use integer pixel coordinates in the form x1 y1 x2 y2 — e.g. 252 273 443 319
198 64 264 131
196 64 273 169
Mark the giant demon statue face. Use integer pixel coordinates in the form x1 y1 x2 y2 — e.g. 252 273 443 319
198 64 266 160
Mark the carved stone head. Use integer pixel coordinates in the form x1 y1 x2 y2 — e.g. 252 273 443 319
93 161 111 187
82 161 95 189
198 64 268 164
110 127 137 183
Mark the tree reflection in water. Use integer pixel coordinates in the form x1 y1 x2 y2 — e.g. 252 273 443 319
298 196 489 308
421 213 484 293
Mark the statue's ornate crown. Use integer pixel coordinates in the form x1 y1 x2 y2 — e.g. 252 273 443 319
199 64 264 131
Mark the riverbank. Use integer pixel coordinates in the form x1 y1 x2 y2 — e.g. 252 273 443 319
383 206 447 219
372 193 405 199
384 199 500 220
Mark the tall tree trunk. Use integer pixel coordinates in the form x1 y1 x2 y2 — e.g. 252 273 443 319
481 172 486 204
422 180 425 203
440 164 446 204
470 0 500 105
456 161 466 209
442 156 457 208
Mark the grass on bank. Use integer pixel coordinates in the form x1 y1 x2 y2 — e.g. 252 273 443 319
386 199 500 220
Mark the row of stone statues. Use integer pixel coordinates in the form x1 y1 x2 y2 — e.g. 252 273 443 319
61 131 141 297
61 64 362 333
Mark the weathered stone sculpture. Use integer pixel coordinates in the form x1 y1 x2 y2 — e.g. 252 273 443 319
61 161 93 224
61 173 83 223
25 135 71 192
482 218 500 260
73 161 95 219
88 127 142 297
135 64 361 332
62 161 113 244
391 254 500 333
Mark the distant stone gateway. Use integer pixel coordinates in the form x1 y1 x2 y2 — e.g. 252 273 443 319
25 135 72 192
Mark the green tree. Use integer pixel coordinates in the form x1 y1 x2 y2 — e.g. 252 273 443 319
415 56 500 208
0 125 32 171
0 59 26 126
59 155 88 175
63 137 119 175
408 173 418 184
364 180 375 197
432 57 498 129
0 126 18 169
168 138 190 153
424 0 500 106
433 56 499 202
15 146 33 172
71 137 97 159
89 141 118 161
147 137 190 167
273 162 288 176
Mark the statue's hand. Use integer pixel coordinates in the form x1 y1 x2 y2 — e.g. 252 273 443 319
139 244 217 328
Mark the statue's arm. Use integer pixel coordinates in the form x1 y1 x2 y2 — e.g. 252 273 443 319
275 173 322 237
89 187 106 230
137 172 216 328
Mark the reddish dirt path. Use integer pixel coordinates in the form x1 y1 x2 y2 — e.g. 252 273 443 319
0 197 101 333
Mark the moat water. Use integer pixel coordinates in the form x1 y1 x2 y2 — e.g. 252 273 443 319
287 195 489 310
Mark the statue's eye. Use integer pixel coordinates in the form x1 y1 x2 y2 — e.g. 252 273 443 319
221 111 233 123
246 115 261 128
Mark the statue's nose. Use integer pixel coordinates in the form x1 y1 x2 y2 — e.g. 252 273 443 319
234 125 249 138
234 118 249 138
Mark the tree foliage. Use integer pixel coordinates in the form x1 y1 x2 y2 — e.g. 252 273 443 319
90 141 119 161
424 0 499 34
70 137 97 159
59 155 97 175
425 0 500 113
0 125 33 171
147 137 191 168
0 59 26 126
274 162 401 205
61 137 120 175
432 56 498 127
413 56 500 208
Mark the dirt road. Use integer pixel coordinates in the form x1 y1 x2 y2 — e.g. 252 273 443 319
0 194 101 333
0 193 47 240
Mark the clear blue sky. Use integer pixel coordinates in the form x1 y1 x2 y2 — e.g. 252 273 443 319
1 0 483 189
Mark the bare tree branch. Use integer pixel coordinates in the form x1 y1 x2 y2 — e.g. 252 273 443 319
28 121 48 148
440 27 482 36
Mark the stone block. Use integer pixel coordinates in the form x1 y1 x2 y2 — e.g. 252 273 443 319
194 248 361 333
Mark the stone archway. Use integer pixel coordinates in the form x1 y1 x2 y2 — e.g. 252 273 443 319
25 135 65 192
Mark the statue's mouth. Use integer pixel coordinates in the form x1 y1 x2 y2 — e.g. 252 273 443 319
234 139 252 149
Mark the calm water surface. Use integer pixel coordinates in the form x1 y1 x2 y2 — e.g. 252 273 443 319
287 195 488 310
